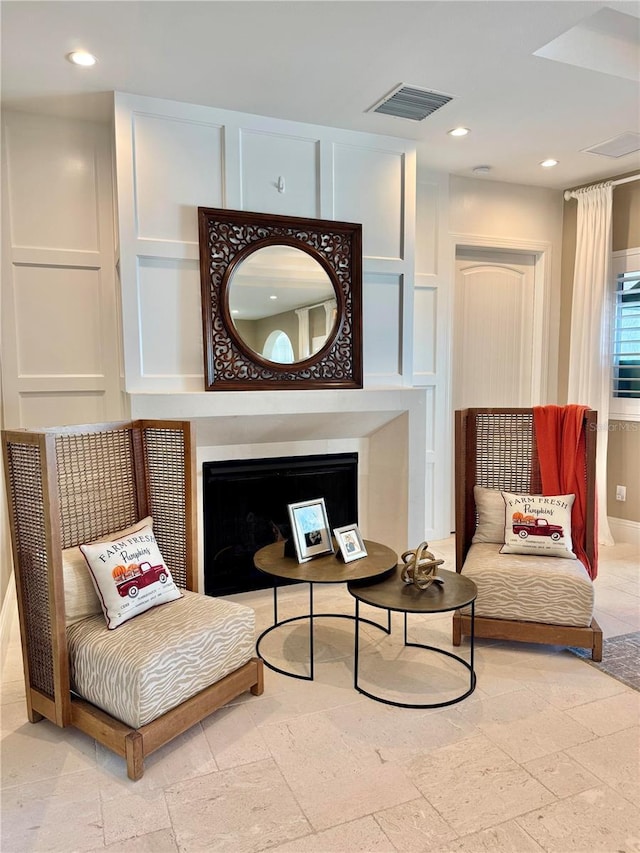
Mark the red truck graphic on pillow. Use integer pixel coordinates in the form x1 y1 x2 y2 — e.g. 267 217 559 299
511 513 564 542
112 562 168 598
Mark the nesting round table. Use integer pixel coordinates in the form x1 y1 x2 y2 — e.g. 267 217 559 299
254 539 397 681
254 542 478 706
348 567 477 708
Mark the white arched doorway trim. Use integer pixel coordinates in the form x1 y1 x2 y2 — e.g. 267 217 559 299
449 233 553 406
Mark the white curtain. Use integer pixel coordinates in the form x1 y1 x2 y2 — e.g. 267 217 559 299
567 182 614 545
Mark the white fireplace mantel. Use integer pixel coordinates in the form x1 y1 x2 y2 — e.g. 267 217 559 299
129 388 426 444
129 388 436 576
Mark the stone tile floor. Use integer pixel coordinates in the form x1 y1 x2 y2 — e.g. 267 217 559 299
1 538 639 852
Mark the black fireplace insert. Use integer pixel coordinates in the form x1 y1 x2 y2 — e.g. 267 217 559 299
203 453 358 595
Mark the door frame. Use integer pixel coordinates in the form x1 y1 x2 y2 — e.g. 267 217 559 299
450 233 553 408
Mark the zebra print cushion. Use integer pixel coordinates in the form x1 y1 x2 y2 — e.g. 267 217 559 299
460 543 593 627
67 590 255 728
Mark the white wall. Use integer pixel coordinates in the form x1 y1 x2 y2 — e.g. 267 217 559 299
449 175 564 242
1 112 123 428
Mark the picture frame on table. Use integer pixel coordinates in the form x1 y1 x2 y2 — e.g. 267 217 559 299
287 498 334 563
333 524 368 563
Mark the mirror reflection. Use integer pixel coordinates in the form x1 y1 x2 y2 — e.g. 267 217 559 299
228 245 337 364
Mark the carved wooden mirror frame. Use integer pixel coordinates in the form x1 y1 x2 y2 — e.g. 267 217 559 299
198 207 363 391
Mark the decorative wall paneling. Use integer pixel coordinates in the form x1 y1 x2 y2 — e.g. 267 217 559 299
1 112 121 429
114 93 416 393
239 129 320 218
332 143 405 260
138 257 203 380
134 113 224 243
414 172 452 539
362 273 403 385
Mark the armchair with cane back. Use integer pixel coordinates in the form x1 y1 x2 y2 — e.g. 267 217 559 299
453 407 602 661
3 419 264 781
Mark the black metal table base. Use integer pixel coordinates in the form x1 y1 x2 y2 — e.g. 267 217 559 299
353 599 476 708
256 583 391 681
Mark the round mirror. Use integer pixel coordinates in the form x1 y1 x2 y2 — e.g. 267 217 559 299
227 245 338 365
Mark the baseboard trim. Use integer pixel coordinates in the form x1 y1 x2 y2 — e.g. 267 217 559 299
608 517 640 548
0 572 17 672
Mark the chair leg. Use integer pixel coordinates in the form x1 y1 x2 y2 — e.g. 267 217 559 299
125 732 144 781
592 621 603 662
452 611 462 646
250 658 264 696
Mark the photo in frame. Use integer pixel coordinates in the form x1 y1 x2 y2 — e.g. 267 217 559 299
287 498 334 563
334 524 368 563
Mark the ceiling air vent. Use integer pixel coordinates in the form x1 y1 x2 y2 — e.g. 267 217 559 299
368 84 454 121
582 132 640 158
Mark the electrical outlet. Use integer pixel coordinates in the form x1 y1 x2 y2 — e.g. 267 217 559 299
616 485 627 502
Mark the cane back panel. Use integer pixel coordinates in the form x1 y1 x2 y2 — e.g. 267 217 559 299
4 437 55 698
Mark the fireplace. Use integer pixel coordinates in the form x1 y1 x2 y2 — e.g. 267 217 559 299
203 453 358 595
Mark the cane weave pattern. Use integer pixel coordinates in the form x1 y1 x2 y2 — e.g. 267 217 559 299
56 430 139 549
141 427 188 589
475 412 542 495
5 441 54 697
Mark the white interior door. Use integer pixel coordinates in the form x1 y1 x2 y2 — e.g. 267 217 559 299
454 248 537 409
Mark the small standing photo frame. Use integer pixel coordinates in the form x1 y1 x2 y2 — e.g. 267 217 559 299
334 524 368 563
287 498 334 563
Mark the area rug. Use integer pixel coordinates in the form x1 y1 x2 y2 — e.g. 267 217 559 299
570 631 640 691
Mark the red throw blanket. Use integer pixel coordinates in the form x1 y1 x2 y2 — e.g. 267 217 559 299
533 404 597 580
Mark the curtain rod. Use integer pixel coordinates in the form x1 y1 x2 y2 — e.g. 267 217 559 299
563 173 640 201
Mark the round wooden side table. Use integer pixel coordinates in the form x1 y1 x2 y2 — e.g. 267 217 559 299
348 567 477 707
254 539 397 680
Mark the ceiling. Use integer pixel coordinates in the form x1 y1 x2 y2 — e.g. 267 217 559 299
1 0 639 190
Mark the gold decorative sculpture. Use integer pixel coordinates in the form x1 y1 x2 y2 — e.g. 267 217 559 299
400 541 444 590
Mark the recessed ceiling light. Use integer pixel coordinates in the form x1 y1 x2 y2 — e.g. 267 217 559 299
231 309 239 315
448 127 470 137
472 165 491 175
540 159 559 168
269 295 278 300
66 51 97 67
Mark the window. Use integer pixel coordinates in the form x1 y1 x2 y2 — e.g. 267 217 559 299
262 330 294 363
612 270 640 398
610 249 640 419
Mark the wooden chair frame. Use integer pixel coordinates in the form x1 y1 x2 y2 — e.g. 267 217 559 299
3 419 263 780
452 408 602 661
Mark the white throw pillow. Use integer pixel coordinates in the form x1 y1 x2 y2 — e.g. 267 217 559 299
80 523 182 629
63 517 154 627
500 492 576 559
472 486 507 544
